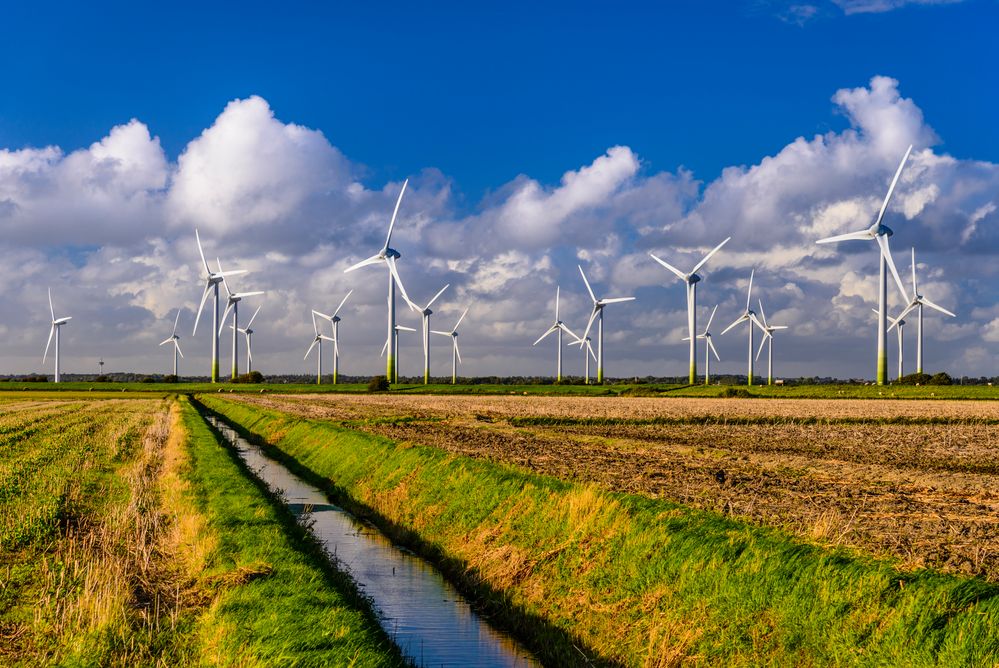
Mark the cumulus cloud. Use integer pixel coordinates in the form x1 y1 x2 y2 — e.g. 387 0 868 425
0 76 996 379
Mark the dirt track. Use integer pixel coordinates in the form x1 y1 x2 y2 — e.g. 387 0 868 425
234 393 999 581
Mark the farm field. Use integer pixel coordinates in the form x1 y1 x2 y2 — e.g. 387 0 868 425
236 392 999 582
0 393 399 666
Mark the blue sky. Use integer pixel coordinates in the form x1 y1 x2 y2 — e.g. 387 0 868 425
1 0 997 379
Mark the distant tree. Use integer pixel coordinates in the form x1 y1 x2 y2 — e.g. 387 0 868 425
368 376 390 392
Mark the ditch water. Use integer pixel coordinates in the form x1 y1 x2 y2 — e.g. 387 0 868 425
204 414 539 668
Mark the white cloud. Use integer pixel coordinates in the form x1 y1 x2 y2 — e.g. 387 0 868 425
831 0 964 15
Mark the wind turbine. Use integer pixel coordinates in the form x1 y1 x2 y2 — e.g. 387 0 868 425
43 288 72 383
720 270 766 386
577 265 635 384
98 358 104 377
344 179 416 383
233 305 261 374
304 310 335 385
431 307 468 385
414 284 449 385
650 237 730 384
533 286 581 382
218 259 264 380
816 145 913 385
576 336 597 384
755 300 788 386
683 305 721 385
159 309 184 376
382 325 417 381
893 248 956 374
192 230 247 383
312 291 352 384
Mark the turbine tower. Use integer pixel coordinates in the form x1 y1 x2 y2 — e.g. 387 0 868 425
577 265 635 384
344 179 416 384
234 305 262 374
533 286 580 382
431 307 468 385
755 300 788 386
312 291 352 384
720 270 766 386
816 145 913 385
43 288 72 383
218 259 264 380
415 284 449 385
683 305 720 386
872 309 908 380
305 310 334 385
159 309 185 376
650 237 730 384
193 230 247 383
382 325 417 381
894 248 956 374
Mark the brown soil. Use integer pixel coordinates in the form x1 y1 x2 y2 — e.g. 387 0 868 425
232 393 999 581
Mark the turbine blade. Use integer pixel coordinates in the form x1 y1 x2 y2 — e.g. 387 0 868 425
816 229 871 244
395 325 417 332
559 322 581 342
192 282 212 335
874 144 913 229
555 286 560 322
305 337 319 359
910 247 918 296
758 299 768 329
708 337 721 361
720 315 747 336
195 229 211 275
381 337 389 357
386 256 415 308
533 325 557 346
312 309 333 321
578 265 597 303
454 339 462 364
383 178 409 252
580 306 599 345
600 297 635 304
218 302 234 336
159 337 174 346
245 305 261 329
48 287 55 321
234 291 265 298
876 234 909 303
588 342 597 362
43 324 55 363
431 330 451 336
746 269 754 312
689 236 731 276
756 333 768 361
172 308 181 336
452 307 469 332
704 304 718 334
649 253 686 281
426 284 449 310
217 258 232 298
920 297 955 318
344 254 383 273
175 340 184 358
332 290 353 318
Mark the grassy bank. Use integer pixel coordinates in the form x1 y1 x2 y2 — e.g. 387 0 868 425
199 394 999 667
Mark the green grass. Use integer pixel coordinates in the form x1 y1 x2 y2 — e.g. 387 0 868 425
199 395 999 667
178 397 403 667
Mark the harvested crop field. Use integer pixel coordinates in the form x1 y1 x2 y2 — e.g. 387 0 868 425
235 393 999 581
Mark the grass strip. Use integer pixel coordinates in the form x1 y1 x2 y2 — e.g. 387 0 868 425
509 414 999 427
200 394 999 667
178 396 403 667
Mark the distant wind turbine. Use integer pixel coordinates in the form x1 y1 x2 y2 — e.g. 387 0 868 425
232 304 261 374
414 284 449 385
816 145 913 385
193 230 247 383
755 300 788 386
578 336 597 384
159 308 185 376
382 324 417 381
218 259 264 380
533 286 580 382
893 248 956 374
721 270 766 386
650 237 730 384
683 305 720 385
577 265 635 384
344 179 416 383
305 310 335 385
431 307 468 385
43 288 72 383
313 291 352 384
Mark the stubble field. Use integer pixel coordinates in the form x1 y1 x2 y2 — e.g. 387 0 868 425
236 393 999 581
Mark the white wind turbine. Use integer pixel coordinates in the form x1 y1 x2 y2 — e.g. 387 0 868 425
650 237 730 384
894 248 956 374
577 265 635 384
312 291 353 385
232 305 261 374
755 300 788 386
218 259 264 380
816 145 913 385
683 305 720 386
159 309 184 376
414 284 449 385
533 286 581 382
43 288 72 383
720 270 766 386
382 324 417 381
304 310 335 385
886 312 906 380
344 179 416 383
193 230 248 383
431 307 468 385
577 336 597 384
